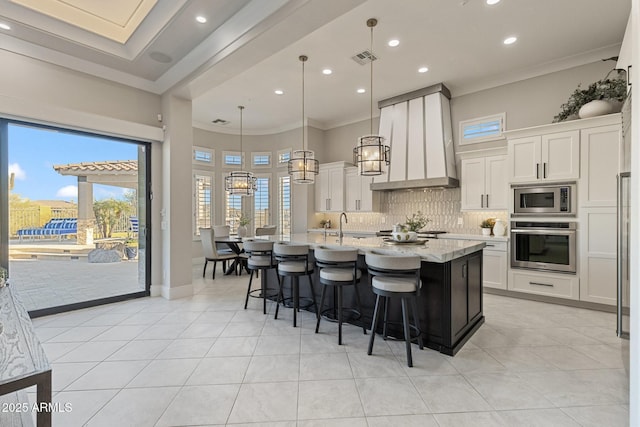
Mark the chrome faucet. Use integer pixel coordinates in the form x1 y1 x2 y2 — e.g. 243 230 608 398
339 212 348 243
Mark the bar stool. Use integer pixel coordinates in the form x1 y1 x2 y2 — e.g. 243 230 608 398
273 242 318 327
314 246 366 345
365 251 424 367
243 239 279 314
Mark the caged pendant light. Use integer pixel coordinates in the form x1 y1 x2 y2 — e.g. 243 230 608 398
353 18 390 176
225 105 257 196
288 55 319 184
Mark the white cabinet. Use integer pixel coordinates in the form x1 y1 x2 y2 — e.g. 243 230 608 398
482 241 508 290
345 167 379 212
509 270 580 300
579 125 621 207
508 130 579 184
315 162 346 212
461 155 507 210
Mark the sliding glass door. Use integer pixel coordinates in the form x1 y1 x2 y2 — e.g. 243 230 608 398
0 119 151 316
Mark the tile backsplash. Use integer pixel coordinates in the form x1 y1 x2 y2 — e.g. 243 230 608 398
315 187 508 235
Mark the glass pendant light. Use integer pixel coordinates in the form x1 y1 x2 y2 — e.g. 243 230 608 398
225 105 257 196
353 18 390 176
288 55 319 184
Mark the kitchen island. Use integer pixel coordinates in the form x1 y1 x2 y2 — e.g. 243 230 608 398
257 234 485 356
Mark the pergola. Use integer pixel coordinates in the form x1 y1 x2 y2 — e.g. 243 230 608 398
53 160 138 245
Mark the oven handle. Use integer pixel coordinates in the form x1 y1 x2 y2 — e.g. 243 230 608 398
511 229 575 236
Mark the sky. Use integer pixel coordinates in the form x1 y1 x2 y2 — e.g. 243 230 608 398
8 123 139 202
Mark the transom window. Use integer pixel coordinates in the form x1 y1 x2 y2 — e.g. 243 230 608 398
459 113 506 145
193 146 214 166
252 152 271 168
277 148 291 167
223 151 242 167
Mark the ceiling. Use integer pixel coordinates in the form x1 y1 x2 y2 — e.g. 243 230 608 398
0 0 631 134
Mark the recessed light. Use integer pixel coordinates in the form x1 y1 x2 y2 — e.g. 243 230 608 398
503 36 517 45
418 66 429 73
195 16 207 24
322 68 333 75
388 39 400 47
486 0 501 5
357 88 366 94
274 89 284 95
0 23 10 30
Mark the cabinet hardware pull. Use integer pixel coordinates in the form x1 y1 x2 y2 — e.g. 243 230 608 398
486 194 489 208
529 281 554 287
462 264 467 279
543 162 547 179
536 163 540 179
485 244 495 247
480 194 484 208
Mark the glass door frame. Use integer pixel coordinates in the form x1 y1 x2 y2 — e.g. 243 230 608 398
0 118 152 317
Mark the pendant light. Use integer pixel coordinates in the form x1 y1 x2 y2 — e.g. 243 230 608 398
225 105 257 196
288 55 319 184
353 18 390 176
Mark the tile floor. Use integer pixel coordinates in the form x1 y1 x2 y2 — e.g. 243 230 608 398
21 266 629 426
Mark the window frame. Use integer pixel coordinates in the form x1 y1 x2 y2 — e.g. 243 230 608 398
192 169 214 239
222 150 243 168
458 113 506 145
277 148 292 168
253 173 271 228
252 151 271 168
192 146 214 167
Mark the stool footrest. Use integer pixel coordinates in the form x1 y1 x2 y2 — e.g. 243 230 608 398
320 307 362 323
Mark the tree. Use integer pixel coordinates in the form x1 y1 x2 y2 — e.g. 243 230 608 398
93 198 128 238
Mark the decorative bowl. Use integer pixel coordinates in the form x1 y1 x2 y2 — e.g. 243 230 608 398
391 231 418 242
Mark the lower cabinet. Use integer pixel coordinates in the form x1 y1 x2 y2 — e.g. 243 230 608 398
579 207 617 305
450 252 483 344
482 242 508 290
509 269 579 300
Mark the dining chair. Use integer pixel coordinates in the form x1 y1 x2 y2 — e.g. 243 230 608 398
255 225 277 236
200 228 238 280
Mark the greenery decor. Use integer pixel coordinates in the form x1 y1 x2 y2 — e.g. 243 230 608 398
480 218 496 229
553 70 627 123
403 211 430 232
238 214 251 227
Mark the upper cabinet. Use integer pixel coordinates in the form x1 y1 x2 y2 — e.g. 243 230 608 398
508 130 579 184
315 162 347 212
345 167 379 212
461 154 507 210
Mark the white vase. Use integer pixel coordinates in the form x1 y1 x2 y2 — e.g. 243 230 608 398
492 219 506 237
578 100 614 119
237 225 247 238
481 227 492 236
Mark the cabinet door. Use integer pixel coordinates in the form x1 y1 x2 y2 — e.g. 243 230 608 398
542 130 579 181
485 155 508 209
580 125 621 207
359 175 375 212
467 252 482 322
579 208 617 305
450 257 469 340
509 136 541 183
315 168 330 212
327 167 344 211
461 158 486 210
345 170 360 212
483 249 507 290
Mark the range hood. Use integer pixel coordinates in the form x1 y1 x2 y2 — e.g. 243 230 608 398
370 83 458 191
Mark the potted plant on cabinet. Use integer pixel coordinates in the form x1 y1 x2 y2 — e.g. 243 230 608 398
553 68 627 122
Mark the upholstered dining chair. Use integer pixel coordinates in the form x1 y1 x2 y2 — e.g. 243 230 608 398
200 227 238 280
255 225 277 236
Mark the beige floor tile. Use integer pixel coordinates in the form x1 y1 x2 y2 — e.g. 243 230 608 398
127 358 200 387
186 356 250 385
356 377 428 416
227 382 298 423
155 384 240 426
85 386 179 426
298 379 364 419
411 375 491 413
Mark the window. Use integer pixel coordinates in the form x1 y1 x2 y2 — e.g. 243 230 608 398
223 151 242 167
278 174 291 235
254 176 270 227
277 148 291 167
459 113 506 145
193 171 213 237
252 152 271 168
225 192 242 232
193 146 214 166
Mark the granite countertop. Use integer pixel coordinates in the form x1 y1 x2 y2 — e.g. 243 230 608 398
259 233 485 263
307 228 378 236
437 233 509 242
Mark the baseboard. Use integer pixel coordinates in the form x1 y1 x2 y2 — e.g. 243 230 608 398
484 288 616 313
158 283 194 300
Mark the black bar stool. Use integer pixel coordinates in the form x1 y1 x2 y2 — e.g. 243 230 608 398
314 246 366 345
273 242 318 327
243 239 279 314
365 251 424 367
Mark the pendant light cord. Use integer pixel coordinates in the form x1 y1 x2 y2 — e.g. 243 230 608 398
370 22 374 135
300 55 307 151
239 105 244 171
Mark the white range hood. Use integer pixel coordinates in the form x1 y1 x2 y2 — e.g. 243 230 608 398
371 83 458 190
